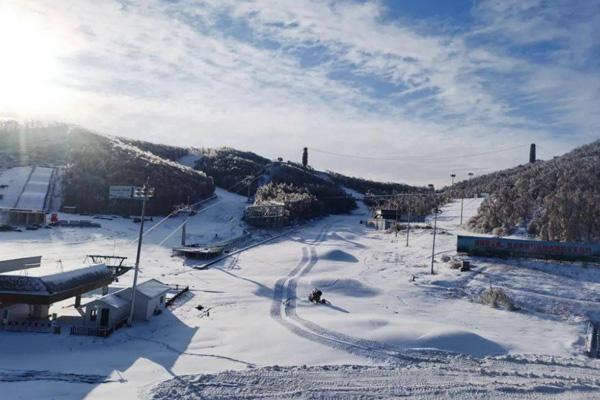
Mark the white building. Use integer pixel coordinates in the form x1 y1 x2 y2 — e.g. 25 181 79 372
83 279 170 332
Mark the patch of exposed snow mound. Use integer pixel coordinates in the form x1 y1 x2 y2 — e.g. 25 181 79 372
320 249 358 263
415 327 506 357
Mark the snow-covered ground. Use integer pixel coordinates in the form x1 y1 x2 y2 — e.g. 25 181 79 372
1 193 600 399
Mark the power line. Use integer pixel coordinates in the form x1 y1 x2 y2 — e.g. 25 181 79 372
309 144 530 162
153 165 270 246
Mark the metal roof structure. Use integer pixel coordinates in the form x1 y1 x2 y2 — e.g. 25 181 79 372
0 256 42 273
172 245 224 259
136 279 170 299
84 280 170 310
87 290 130 310
0 264 114 305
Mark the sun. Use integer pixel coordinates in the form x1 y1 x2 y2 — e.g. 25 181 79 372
0 3 62 115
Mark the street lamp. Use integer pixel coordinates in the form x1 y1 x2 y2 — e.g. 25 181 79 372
128 179 155 326
451 174 456 186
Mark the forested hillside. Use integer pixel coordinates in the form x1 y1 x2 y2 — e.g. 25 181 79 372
0 121 426 222
192 147 271 195
328 172 418 196
327 171 439 216
0 122 215 215
192 149 356 218
451 140 600 242
119 138 189 162
268 162 355 215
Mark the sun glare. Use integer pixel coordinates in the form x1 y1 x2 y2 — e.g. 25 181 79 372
0 4 62 114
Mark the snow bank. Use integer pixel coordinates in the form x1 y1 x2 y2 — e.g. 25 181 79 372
415 327 506 357
320 249 359 263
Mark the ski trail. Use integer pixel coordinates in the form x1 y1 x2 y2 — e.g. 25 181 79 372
269 226 600 378
270 225 436 365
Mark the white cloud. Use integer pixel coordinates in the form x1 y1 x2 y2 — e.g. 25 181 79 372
0 0 597 186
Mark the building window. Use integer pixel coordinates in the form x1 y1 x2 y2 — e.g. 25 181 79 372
90 308 97 321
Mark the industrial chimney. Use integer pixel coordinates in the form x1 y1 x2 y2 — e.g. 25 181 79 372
529 143 536 164
302 147 308 168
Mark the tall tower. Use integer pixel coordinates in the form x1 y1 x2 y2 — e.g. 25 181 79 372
302 147 308 168
529 143 536 164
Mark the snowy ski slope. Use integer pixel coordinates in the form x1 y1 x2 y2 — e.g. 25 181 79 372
14 166 54 210
0 193 599 399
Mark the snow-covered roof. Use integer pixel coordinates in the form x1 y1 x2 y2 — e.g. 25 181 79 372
89 290 130 309
0 275 48 295
136 279 170 299
41 264 112 293
0 264 112 296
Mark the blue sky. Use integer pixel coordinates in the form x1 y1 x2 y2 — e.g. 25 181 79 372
0 0 598 185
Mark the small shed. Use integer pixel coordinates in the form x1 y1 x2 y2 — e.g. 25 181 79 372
126 279 170 321
84 291 129 332
83 279 170 332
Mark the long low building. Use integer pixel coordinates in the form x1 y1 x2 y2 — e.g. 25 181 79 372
457 235 600 262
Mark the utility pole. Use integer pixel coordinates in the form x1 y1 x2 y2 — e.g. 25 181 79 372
460 195 464 225
468 172 474 198
128 179 154 326
406 194 411 247
429 184 437 275
247 177 252 203
395 196 399 238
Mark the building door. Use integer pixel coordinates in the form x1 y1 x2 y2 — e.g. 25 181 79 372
100 308 110 327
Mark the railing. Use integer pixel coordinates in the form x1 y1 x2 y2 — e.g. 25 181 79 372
166 285 190 307
1 319 53 333
70 325 112 337
69 316 128 338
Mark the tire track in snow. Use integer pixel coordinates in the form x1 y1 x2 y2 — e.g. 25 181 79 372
272 229 600 381
270 225 437 365
151 362 600 400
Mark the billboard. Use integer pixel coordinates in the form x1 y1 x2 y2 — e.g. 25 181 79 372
109 186 133 199
457 235 600 262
